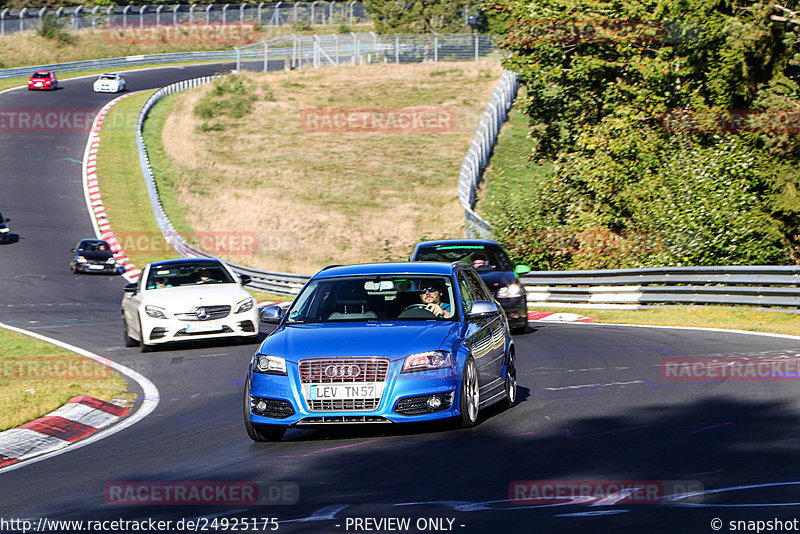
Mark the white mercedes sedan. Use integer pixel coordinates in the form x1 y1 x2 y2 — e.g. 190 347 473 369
93 73 126 93
121 258 259 351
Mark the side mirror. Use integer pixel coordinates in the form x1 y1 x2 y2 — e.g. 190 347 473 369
259 305 285 324
514 264 531 275
123 283 137 294
467 300 499 319
70 248 76 253
4 218 9 222
240 274 252 286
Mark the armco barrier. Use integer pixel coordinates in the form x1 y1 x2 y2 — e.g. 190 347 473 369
522 266 800 309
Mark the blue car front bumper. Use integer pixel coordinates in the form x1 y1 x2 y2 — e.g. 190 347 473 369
247 360 464 427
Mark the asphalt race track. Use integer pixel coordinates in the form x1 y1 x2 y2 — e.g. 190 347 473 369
1 62 800 534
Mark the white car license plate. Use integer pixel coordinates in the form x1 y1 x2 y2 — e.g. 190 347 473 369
88 264 104 270
307 382 383 400
185 321 222 333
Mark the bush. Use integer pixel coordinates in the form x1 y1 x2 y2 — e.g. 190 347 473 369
37 13 74 46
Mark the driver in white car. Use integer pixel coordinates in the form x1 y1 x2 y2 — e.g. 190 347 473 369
418 284 452 318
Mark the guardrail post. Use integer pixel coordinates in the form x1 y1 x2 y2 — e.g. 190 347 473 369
73 6 82 31
235 46 241 71
263 42 269 71
19 9 27 34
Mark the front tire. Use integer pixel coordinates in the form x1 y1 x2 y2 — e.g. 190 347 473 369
243 377 286 442
501 349 517 409
123 316 138 347
458 357 479 428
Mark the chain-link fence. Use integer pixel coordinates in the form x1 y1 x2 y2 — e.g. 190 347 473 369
233 32 502 71
0 2 370 36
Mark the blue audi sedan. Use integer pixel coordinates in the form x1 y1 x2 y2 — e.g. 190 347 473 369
244 262 517 441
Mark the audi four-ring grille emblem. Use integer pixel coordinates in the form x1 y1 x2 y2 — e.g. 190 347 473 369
324 364 362 378
196 307 209 320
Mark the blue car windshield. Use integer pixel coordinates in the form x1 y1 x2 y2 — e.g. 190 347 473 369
286 275 457 323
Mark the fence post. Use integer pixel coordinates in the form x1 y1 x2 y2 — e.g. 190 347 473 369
91 5 99 31
222 4 229 26
264 42 269 72
122 5 130 29
240 3 247 27
19 9 26 34
434 34 438 63
329 1 335 24
155 5 163 27
311 1 318 26
189 4 195 25
395 35 399 64
351 31 358 64
205 4 212 26
138 5 145 29
333 33 339 65
235 46 241 71
73 5 82 31
349 1 355 25
474 33 479 62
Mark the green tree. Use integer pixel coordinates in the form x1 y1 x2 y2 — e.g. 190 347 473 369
363 0 471 33
485 0 800 267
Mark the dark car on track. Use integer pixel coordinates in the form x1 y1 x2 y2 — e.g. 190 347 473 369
70 239 118 274
27 71 58 91
244 261 517 442
411 239 531 333
0 211 10 244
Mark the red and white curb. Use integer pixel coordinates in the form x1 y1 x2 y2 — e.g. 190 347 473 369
0 322 159 473
82 93 142 283
528 311 595 323
0 396 130 469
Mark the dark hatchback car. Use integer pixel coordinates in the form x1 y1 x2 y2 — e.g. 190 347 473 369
411 239 530 333
70 239 118 274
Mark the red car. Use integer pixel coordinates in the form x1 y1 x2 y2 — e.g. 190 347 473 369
27 71 58 91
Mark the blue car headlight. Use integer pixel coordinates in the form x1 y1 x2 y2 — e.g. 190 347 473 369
497 283 523 298
254 354 287 375
402 350 452 373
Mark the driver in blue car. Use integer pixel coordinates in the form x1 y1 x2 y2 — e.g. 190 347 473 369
418 284 452 318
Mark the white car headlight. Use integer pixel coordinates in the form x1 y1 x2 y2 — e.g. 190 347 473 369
145 305 168 319
76 256 87 263
254 355 287 375
497 283 523 298
0 227 8 234
106 258 116 264
402 350 452 373
235 297 254 314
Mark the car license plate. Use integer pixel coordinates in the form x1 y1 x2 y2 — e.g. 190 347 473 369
307 382 383 400
88 264 104 270
35 82 42 87
185 321 222 333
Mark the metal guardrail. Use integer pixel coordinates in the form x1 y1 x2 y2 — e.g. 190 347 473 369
0 50 238 80
522 266 800 308
459 69 518 238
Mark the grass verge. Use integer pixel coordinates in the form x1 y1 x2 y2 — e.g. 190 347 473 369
535 306 800 337
0 327 133 431
97 91 290 304
147 61 503 273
